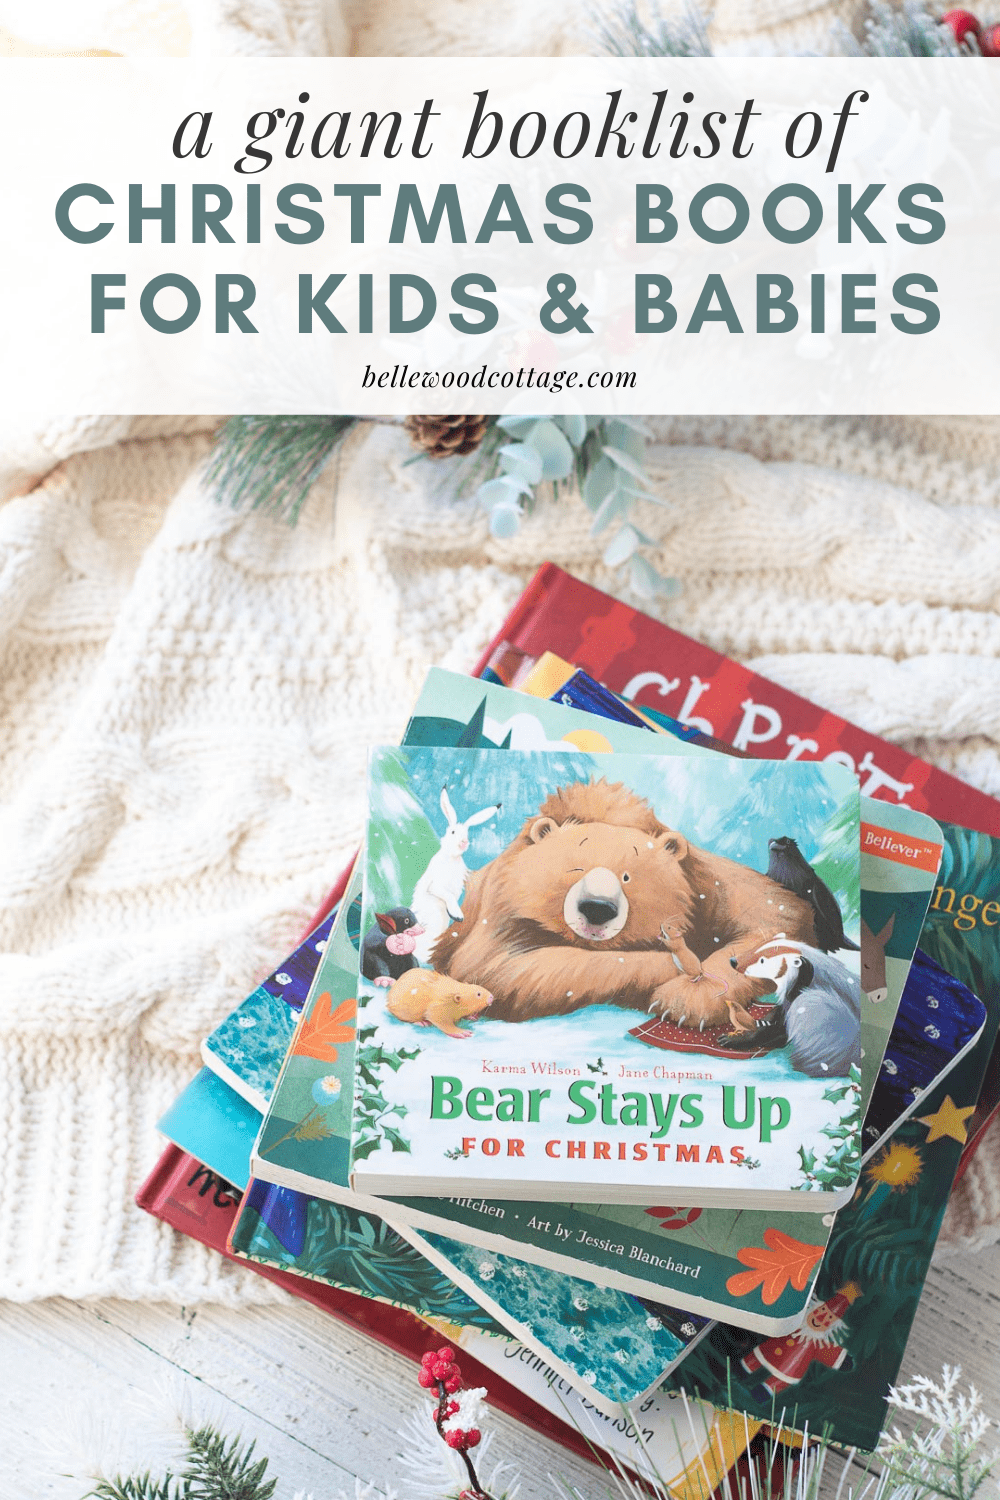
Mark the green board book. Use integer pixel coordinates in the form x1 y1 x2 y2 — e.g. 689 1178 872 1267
665 819 1000 1451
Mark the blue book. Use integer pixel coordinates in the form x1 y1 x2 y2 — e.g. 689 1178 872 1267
861 946 986 1153
201 909 337 1112
157 1068 261 1191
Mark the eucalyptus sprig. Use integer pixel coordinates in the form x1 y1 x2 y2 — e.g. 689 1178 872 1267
473 414 679 600
203 413 679 600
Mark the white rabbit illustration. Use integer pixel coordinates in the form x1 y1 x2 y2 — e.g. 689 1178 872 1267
411 786 500 965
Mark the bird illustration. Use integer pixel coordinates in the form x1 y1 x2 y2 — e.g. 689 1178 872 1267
724 996 760 1035
766 836 859 952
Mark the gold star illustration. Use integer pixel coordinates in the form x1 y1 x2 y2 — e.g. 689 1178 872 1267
916 1096 977 1145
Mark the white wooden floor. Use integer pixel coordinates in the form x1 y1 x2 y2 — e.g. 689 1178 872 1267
5 1246 1000 1500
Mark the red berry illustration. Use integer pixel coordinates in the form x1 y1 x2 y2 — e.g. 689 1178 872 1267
645 1204 704 1230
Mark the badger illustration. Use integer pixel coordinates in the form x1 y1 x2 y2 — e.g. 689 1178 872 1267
720 940 862 1078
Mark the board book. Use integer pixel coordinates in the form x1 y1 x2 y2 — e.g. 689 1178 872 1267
666 819 1000 1451
478 562 1000 1163
202 909 338 1113
233 1172 711 1416
352 744 864 1212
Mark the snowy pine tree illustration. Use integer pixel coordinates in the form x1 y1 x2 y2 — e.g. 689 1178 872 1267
700 762 837 870
813 790 864 930
367 749 439 912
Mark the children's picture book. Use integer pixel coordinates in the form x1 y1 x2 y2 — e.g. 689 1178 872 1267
352 745 864 1212
158 1067 263 1190
202 909 338 1112
664 819 1000 1452
234 1177 710 1417
861 946 986 1154
252 669 943 1328
158 1062 710 1412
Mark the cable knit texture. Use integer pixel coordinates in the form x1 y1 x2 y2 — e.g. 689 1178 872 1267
1 414 999 1304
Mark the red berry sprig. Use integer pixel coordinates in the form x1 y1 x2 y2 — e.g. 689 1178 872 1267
940 8 982 45
419 1346 494 1500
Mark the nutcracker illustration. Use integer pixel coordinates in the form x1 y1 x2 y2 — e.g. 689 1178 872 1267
740 1282 862 1401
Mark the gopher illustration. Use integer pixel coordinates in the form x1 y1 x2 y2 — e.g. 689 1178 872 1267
385 969 494 1039
431 779 817 1025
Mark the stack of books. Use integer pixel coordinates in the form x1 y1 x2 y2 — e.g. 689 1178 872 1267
139 565 1000 1487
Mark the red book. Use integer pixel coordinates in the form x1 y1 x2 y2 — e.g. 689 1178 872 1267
475 563 1000 837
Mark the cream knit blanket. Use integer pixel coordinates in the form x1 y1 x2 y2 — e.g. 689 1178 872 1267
0 412 998 1305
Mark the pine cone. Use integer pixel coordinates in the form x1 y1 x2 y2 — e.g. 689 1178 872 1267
404 414 491 459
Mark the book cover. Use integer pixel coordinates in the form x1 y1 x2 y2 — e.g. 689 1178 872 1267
233 1176 710 1416
253 671 940 1326
476 563 1000 838
352 745 863 1210
861 946 986 1153
665 819 1000 1451
158 1067 263 1190
202 910 338 1112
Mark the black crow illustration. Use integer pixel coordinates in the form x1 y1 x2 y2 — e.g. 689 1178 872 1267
766 836 859 952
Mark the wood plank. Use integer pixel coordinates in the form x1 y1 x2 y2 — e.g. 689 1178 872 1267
3 1251 999 1498
0 1295 601 1499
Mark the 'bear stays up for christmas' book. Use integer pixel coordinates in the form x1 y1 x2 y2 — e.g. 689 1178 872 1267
350 746 863 1212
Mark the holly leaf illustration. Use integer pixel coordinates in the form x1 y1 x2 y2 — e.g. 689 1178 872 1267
725 1228 825 1304
353 1134 381 1161
293 992 357 1061
383 1127 412 1154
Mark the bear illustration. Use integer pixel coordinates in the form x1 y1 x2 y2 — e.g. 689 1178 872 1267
385 970 494 1039
431 779 817 1025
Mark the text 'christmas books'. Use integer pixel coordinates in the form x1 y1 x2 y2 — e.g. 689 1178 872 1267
350 746 864 1212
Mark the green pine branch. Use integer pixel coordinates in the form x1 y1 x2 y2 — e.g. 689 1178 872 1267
80 1424 277 1500
204 416 360 521
594 0 713 56
183 1425 276 1500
